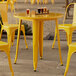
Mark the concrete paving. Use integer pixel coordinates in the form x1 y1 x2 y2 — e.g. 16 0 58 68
0 38 76 76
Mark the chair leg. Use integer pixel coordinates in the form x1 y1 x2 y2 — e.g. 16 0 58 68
0 29 3 40
52 28 57 48
6 50 14 76
14 19 22 64
7 30 12 48
43 0 44 4
67 32 72 46
45 0 48 4
37 0 41 4
37 0 39 4
21 26 28 49
64 48 72 76
11 32 15 46
51 0 54 4
31 0 35 4
14 31 20 64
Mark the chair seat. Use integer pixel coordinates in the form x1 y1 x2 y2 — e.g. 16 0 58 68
69 42 76 47
2 24 24 31
3 24 24 28
58 24 76 29
0 41 8 46
58 24 72 29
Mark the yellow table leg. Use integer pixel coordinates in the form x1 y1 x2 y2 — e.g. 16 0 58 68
33 20 39 71
39 21 43 59
55 19 63 66
14 19 22 64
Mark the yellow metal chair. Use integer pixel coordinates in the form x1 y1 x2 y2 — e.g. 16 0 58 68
64 4 76 76
64 42 76 76
0 1 28 48
30 0 36 4
43 0 54 4
0 41 14 76
37 0 41 4
52 3 76 48
51 0 54 4
31 0 54 4
30 0 41 4
43 0 48 4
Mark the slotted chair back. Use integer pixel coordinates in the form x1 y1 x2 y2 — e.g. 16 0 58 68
0 0 16 25
63 3 76 26
0 2 8 24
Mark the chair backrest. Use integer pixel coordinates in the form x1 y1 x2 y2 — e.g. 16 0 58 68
73 4 76 26
63 3 76 26
0 2 8 24
0 0 16 25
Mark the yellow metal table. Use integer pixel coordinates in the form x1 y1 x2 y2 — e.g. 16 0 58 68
14 12 63 71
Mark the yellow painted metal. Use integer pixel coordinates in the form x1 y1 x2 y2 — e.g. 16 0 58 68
14 19 22 64
33 20 39 70
0 2 28 48
14 12 63 70
43 0 48 4
14 12 63 20
39 21 43 59
5 0 16 11
0 41 14 76
51 0 54 4
52 3 76 48
64 3 76 76
31 0 35 4
55 19 63 65
64 42 76 76
30 0 54 4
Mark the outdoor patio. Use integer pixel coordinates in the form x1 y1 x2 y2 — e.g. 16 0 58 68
0 0 76 76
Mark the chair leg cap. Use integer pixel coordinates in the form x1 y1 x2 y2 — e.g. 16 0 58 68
14 62 16 64
40 57 43 60
34 70 36 72
61 64 63 66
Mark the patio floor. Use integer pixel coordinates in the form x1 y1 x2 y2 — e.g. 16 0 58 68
0 38 76 76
